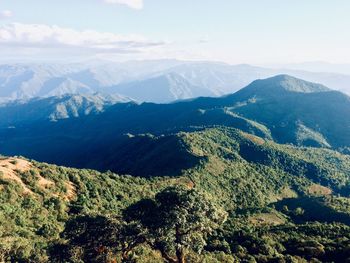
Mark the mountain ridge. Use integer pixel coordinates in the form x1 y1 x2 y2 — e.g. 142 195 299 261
2 60 350 103
0 93 129 127
1 75 350 173
242 74 330 94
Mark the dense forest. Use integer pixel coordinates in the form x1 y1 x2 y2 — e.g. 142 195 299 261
1 127 350 262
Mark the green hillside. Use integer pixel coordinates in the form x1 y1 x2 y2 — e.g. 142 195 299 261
1 127 350 262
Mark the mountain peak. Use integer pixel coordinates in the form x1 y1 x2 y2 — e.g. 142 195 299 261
251 74 330 94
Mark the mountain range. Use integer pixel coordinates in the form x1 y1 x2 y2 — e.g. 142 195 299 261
1 75 349 173
1 72 350 262
0 93 129 128
2 60 350 103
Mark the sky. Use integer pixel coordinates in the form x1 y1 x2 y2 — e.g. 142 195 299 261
0 0 350 64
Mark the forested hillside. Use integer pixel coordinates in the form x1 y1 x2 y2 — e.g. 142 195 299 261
1 127 350 262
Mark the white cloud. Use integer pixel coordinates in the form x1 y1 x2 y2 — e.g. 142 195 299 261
103 0 143 9
198 35 210 44
0 23 164 54
0 10 13 19
0 24 212 63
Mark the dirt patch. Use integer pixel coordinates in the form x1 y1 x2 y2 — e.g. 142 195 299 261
174 177 195 189
206 156 226 176
278 187 298 200
241 132 265 145
63 181 76 201
249 213 286 226
0 157 76 200
308 184 332 196
37 175 55 189
0 158 33 194
0 158 32 172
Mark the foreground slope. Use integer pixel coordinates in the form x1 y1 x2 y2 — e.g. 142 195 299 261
1 127 350 261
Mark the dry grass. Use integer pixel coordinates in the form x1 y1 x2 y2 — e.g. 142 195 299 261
240 132 265 145
0 158 33 194
0 157 73 200
63 181 76 201
249 212 286 226
308 184 332 196
37 175 55 189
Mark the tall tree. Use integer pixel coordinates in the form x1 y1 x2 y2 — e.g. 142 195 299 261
50 215 147 263
124 186 228 263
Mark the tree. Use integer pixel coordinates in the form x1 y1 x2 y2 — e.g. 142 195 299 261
50 215 147 263
123 186 228 263
51 186 227 263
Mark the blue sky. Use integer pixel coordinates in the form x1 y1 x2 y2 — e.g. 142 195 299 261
0 0 349 64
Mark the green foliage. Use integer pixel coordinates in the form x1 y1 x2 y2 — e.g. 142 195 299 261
1 126 350 262
51 186 227 263
123 186 227 262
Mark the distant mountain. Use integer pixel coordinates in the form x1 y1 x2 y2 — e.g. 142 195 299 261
1 60 350 103
0 93 128 128
189 75 350 148
232 74 330 97
228 75 350 148
271 69 350 96
110 73 214 103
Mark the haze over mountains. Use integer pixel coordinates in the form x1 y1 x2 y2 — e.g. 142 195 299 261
268 61 350 75
2 60 350 103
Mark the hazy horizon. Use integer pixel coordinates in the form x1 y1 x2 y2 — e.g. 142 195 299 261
1 0 350 65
